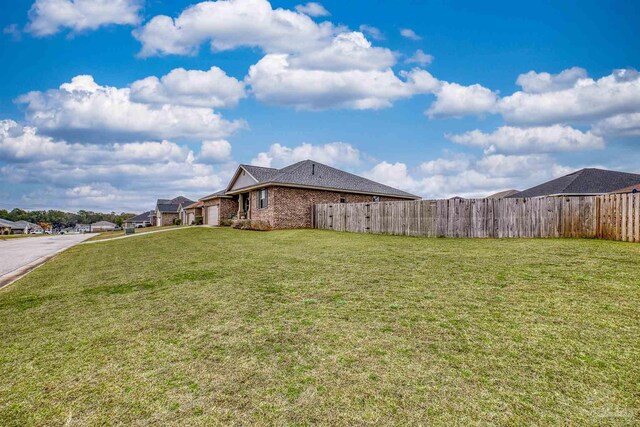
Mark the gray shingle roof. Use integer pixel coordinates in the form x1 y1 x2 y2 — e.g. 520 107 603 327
156 196 194 213
124 211 152 223
510 168 640 198
199 189 230 201
0 218 20 229
232 160 419 199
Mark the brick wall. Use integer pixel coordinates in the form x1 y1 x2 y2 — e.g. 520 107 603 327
159 212 178 226
245 186 410 229
202 197 239 225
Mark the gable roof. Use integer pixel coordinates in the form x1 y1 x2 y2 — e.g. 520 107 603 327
124 211 153 223
486 189 520 199
199 189 232 201
92 221 117 227
226 160 420 199
156 196 195 213
510 168 640 198
0 218 21 229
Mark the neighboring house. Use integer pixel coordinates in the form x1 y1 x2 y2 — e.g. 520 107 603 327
123 211 153 228
155 196 194 226
219 160 419 229
611 184 640 194
0 218 22 234
486 189 520 199
11 220 43 234
91 221 118 232
180 201 204 225
509 168 640 198
75 224 91 233
200 190 237 226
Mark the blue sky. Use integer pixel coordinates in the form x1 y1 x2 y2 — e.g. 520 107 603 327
1 0 639 212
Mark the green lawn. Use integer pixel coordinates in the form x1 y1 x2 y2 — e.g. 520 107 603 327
85 225 180 242
1 228 638 426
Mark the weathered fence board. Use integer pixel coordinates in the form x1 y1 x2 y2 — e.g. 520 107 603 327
313 194 640 242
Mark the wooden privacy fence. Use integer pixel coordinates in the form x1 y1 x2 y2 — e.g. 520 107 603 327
313 194 640 242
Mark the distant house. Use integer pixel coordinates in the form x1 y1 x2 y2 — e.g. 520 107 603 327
75 224 91 233
486 189 520 199
198 160 418 229
9 220 44 234
123 211 153 228
509 168 640 198
154 196 194 226
200 190 237 226
0 218 22 234
179 201 204 225
91 221 118 232
612 184 640 194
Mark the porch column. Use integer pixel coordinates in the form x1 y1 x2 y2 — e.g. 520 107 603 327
238 193 244 218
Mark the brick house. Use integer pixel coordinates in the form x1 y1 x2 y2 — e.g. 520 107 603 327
155 196 194 226
179 201 204 225
199 190 238 226
215 160 419 229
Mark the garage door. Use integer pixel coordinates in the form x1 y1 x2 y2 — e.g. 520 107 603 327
207 205 219 226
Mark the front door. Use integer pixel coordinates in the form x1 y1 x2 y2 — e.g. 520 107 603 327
242 194 250 217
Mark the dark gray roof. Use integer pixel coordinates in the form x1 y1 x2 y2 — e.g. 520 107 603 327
124 211 152 223
233 160 420 199
199 189 230 201
156 196 194 213
510 168 640 198
243 165 280 182
0 218 20 229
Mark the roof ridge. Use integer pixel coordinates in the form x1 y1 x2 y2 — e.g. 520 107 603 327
558 169 586 193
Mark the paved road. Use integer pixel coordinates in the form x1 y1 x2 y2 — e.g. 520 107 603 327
0 234 93 286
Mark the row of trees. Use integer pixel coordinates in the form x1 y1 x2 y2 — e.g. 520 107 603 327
0 208 136 229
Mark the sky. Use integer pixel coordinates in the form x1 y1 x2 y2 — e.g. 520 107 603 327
0 0 639 213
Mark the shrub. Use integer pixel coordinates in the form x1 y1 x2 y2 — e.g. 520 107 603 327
174 218 182 226
194 216 203 225
232 219 271 231
219 218 234 227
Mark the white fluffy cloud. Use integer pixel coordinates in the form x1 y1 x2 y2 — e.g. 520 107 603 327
287 32 396 71
16 75 245 142
0 120 236 211
26 0 142 36
130 66 246 108
199 139 232 161
295 2 330 17
245 31 438 110
406 49 433 66
498 68 640 125
359 25 384 41
251 142 362 168
515 67 588 94
400 28 421 41
448 125 605 154
593 113 640 137
133 0 337 57
247 54 437 110
427 81 498 118
364 154 574 199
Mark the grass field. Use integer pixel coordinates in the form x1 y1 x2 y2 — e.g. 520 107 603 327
86 225 180 242
0 228 638 425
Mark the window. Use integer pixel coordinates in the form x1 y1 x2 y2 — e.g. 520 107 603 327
340 196 346 203
372 195 380 202
257 188 268 209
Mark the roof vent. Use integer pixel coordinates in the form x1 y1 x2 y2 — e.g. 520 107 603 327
312 163 315 175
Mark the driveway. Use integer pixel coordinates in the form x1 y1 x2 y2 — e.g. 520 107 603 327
0 234 93 288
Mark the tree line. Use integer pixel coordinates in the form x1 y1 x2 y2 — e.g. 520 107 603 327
0 208 136 229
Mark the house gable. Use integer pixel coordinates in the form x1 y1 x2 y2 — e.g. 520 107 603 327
228 167 259 191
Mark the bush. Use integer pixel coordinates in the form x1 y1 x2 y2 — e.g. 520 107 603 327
173 218 182 226
231 219 271 231
219 218 234 227
194 216 203 225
